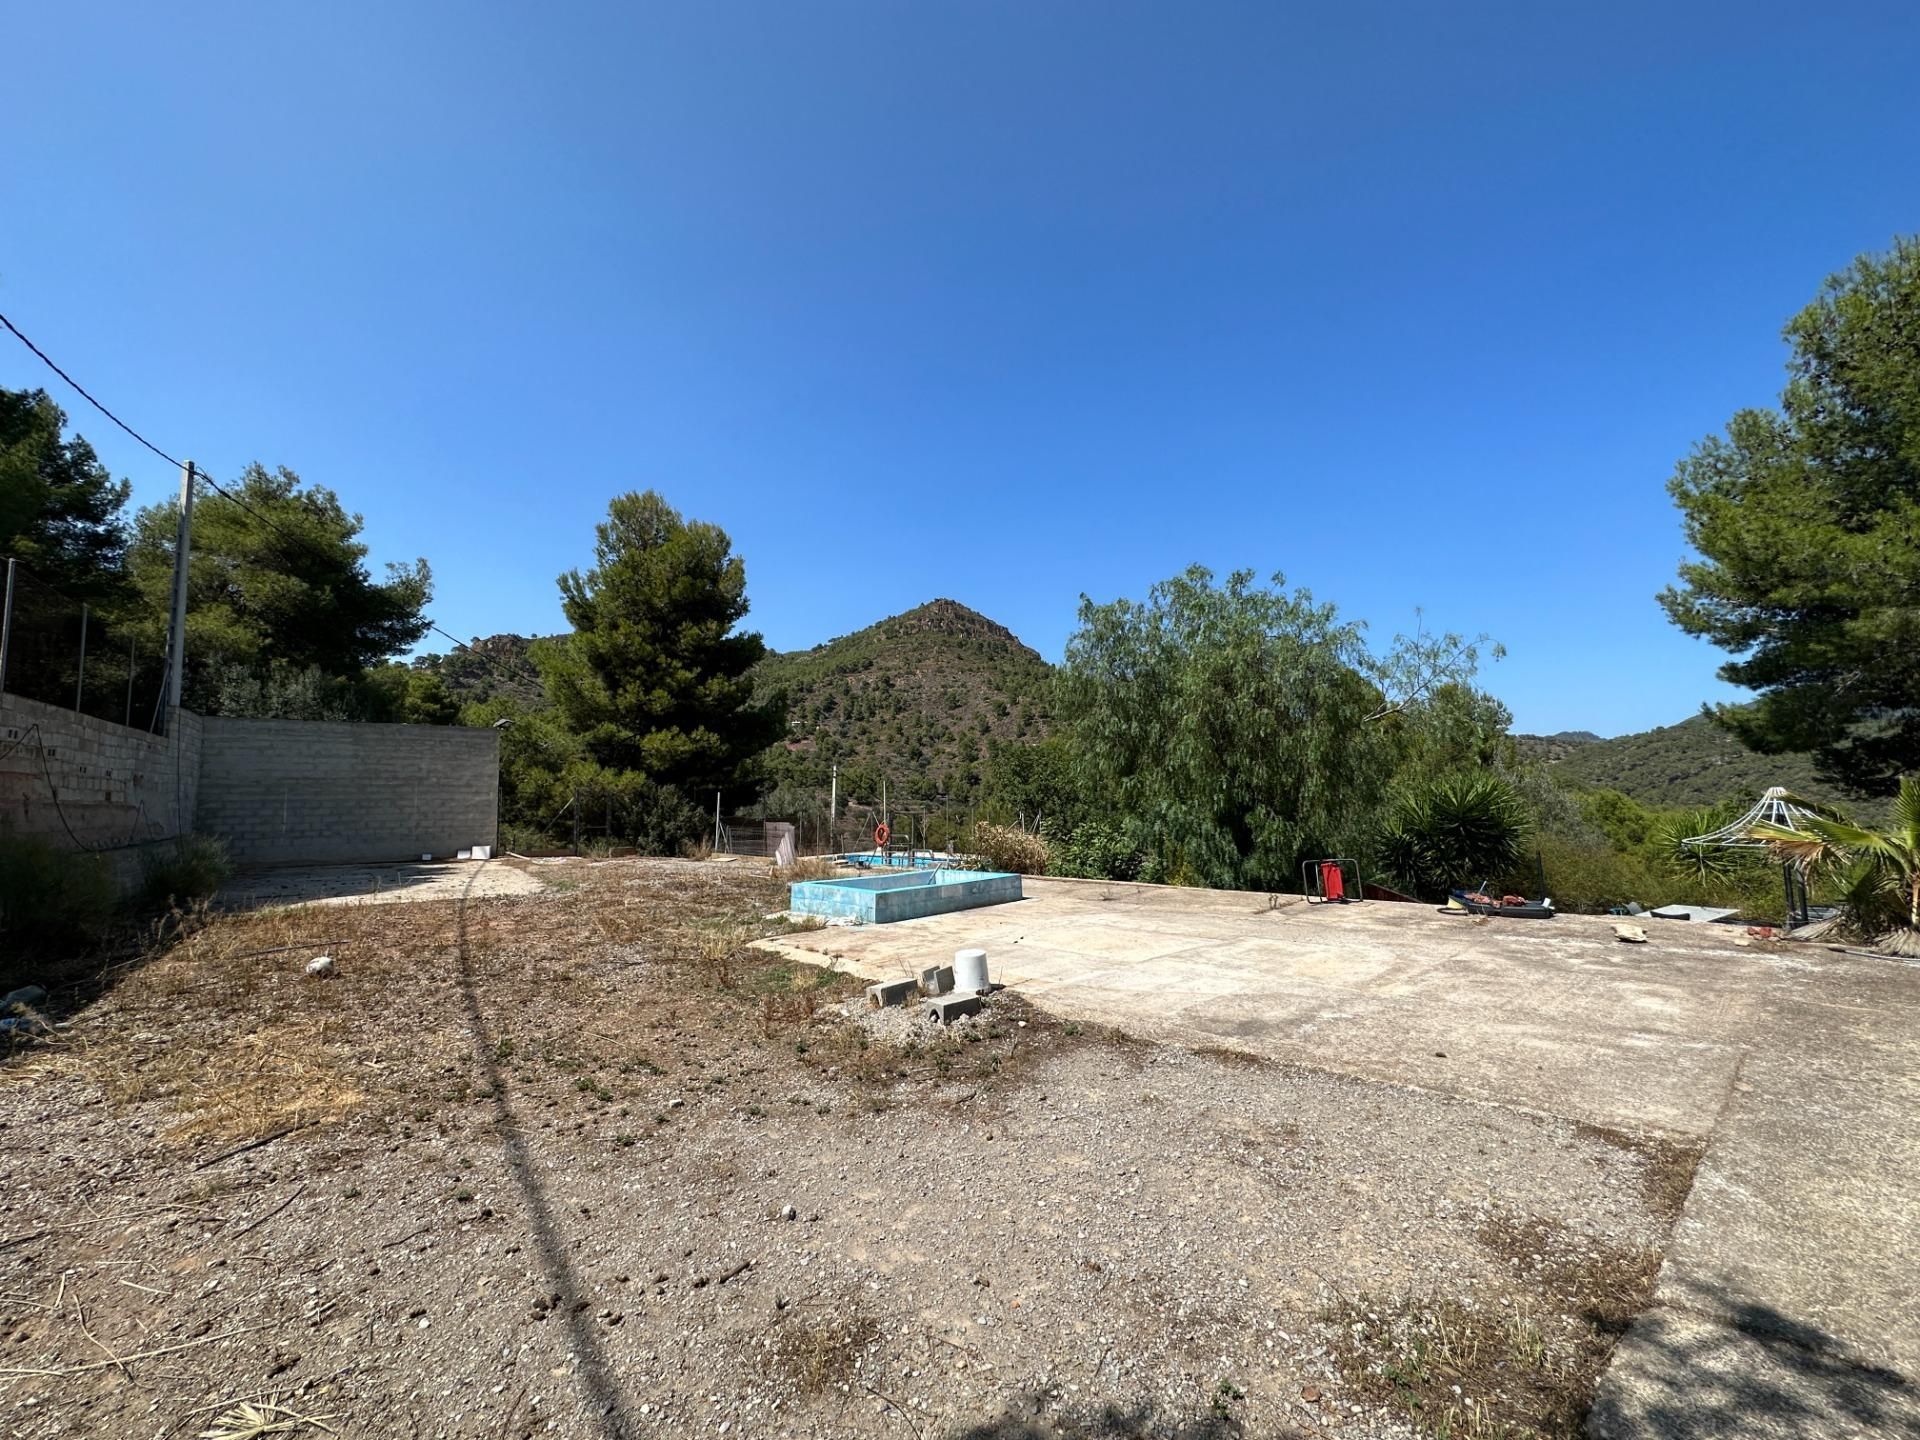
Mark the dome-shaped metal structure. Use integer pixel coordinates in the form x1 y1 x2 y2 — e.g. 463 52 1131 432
1681 786 1820 926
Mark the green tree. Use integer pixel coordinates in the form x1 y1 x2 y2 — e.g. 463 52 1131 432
125 463 431 711
364 663 460 725
1661 238 1920 796
538 490 782 803
0 388 131 602
1056 566 1492 891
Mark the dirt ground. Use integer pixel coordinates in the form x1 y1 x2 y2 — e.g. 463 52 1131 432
3 860 1706 1438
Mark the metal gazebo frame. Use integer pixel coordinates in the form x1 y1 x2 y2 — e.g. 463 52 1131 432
1680 786 1817 927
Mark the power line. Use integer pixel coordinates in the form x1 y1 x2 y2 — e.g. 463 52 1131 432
3 308 544 698
0 310 185 470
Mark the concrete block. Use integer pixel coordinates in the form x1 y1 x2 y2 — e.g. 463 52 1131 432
919 964 954 996
866 978 918 1009
926 994 983 1024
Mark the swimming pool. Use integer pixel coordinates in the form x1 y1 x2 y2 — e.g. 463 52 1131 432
790 867 1023 923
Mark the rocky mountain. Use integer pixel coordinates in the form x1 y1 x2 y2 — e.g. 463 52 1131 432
752 599 1054 803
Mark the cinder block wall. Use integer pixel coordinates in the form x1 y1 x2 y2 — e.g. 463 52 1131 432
194 717 498 865
0 692 200 850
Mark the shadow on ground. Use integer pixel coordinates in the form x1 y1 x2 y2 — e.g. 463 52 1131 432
1591 1295 1920 1439
453 868 635 1439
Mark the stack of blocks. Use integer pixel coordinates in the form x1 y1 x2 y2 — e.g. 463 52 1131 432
865 958 984 1022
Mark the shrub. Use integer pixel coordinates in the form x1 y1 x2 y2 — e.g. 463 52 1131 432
0 829 116 958
1500 835 1664 914
138 834 230 910
969 822 1050 875
1376 771 1531 900
1051 820 1142 881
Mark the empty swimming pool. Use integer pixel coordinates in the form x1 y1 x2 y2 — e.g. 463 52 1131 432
789 868 1023 923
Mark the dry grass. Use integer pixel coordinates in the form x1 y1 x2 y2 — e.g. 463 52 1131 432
764 1311 881 1394
777 857 845 883
17 860 878 1151
1322 1212 1664 1438
1571 1123 1704 1223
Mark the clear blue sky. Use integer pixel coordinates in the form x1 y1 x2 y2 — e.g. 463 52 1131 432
4 2 1916 736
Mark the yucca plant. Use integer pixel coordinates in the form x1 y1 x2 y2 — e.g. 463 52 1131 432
1376 771 1531 900
1749 776 1920 937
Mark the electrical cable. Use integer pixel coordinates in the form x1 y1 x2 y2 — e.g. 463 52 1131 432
2 312 545 697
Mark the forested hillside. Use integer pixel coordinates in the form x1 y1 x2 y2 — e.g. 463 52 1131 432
1519 714 1870 814
752 599 1053 806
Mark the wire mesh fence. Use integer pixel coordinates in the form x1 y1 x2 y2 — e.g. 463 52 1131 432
0 559 172 733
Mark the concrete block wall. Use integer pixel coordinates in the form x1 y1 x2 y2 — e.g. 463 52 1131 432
194 716 498 865
0 692 199 851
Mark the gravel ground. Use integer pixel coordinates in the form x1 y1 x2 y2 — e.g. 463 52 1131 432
0 860 1694 1439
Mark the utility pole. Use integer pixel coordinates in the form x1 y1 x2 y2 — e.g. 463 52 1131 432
73 604 88 712
165 461 196 711
0 557 14 696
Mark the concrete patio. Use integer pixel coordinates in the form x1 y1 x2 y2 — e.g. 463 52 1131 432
762 875 1920 1437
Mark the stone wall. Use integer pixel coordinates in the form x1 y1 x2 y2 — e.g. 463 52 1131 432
194 717 498 865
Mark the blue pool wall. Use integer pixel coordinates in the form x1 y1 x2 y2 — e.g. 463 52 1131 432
790 868 1023 923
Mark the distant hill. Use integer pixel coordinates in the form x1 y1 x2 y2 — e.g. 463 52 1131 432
412 633 545 707
1512 730 1603 765
752 599 1053 801
1519 713 1877 816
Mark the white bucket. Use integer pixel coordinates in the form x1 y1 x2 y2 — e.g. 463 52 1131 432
953 947 989 992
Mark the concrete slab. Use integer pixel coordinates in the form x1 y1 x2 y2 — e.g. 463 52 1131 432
757 875 1920 1435
216 857 547 909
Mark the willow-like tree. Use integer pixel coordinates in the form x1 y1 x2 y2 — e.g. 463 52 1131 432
1661 237 1920 795
1056 566 1494 891
538 490 783 803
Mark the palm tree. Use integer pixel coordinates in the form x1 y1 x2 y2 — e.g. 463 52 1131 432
1749 776 1920 936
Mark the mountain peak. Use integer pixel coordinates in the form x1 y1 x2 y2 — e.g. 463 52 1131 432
880 598 1027 649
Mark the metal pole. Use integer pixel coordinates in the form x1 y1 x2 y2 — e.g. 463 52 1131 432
0 557 14 695
74 603 88 712
829 762 837 826
714 790 722 851
125 634 136 726
165 461 196 710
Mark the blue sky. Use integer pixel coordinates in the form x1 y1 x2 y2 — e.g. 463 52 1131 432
3 2 1916 736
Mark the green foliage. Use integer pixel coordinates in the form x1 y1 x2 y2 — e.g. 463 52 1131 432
539 491 781 798
1576 789 1657 852
125 463 432 713
0 828 115 957
0 387 131 603
1661 238 1920 795
1376 771 1531 899
754 599 1054 813
411 634 544 708
362 664 460 725
1057 566 1493 891
980 735 1082 832
1050 820 1143 881
1499 835 1664 916
1537 714 1877 820
1751 776 1920 934
138 834 230 911
968 822 1050 876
